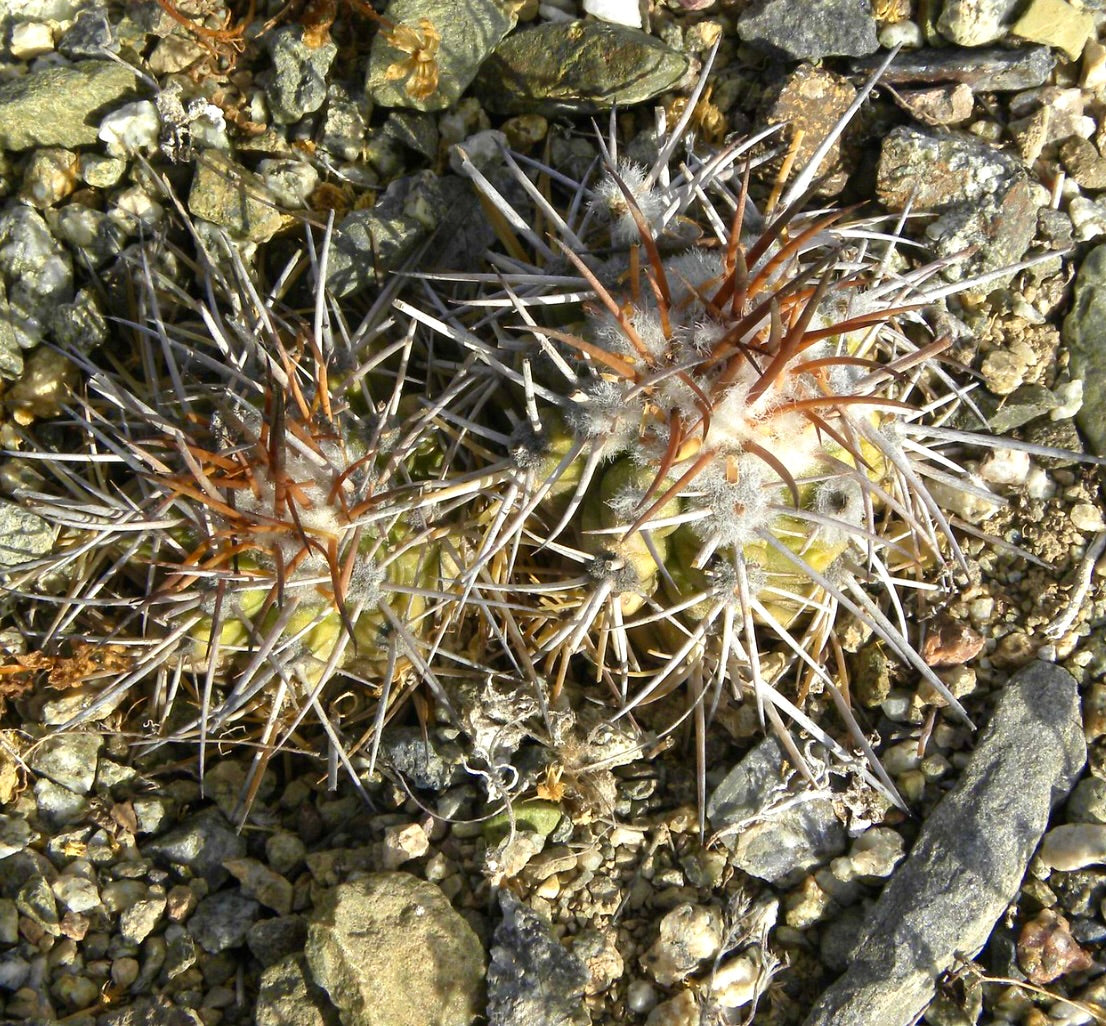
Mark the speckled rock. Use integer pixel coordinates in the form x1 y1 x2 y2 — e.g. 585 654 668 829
708 737 847 884
487 889 588 1026
876 126 1037 275
28 731 101 795
0 204 74 369
265 25 338 124
757 65 856 197
737 0 878 59
937 0 1022 46
305 873 485 1026
475 20 688 116
188 891 260 953
0 502 56 570
0 61 139 150
1063 244 1106 456
256 954 342 1026
1060 137 1106 191
367 0 517 112
187 152 286 243
803 661 1085 1026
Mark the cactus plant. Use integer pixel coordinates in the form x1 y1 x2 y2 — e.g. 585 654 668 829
1 221 485 818
404 64 1094 823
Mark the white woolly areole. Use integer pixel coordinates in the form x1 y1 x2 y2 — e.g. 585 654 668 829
591 160 668 244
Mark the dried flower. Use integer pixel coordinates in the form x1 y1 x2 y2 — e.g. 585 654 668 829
382 18 441 101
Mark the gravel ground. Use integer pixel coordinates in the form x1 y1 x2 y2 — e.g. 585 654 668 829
2 2 1106 1026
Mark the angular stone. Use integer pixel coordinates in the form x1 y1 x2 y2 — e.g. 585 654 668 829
188 153 286 243
265 25 338 124
487 890 587 1026
0 503 56 570
476 20 687 116
28 731 102 795
0 61 139 151
306 873 485 1026
803 662 1085 1026
256 954 341 1026
738 0 878 59
1063 244 1106 456
708 737 847 884
367 0 517 112
1011 0 1095 61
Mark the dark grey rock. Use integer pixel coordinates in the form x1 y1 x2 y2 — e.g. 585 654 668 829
265 25 338 125
98 997 203 1026
257 954 342 1026
379 727 462 790
708 737 847 884
475 20 688 116
487 890 588 1026
57 8 121 59
305 873 485 1026
319 83 368 162
381 111 440 161
850 45 1055 93
144 808 246 886
0 61 139 151
1063 244 1106 456
367 0 517 112
737 0 878 59
876 127 1036 276
985 384 1060 434
803 661 1085 1026
248 914 309 967
187 891 260 953
326 173 473 295
0 204 75 364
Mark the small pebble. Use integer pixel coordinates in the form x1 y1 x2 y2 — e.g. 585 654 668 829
582 0 642 28
707 954 758 1010
10 22 54 59
641 904 723 986
98 100 160 157
645 988 700 1026
1070 503 1105 532
1039 823 1106 871
381 822 430 869
627 979 659 1014
879 20 923 49
979 448 1031 487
